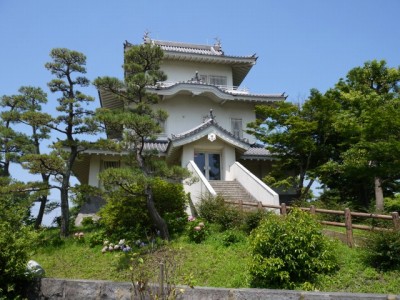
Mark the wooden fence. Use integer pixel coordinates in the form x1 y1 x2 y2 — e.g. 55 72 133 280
234 200 400 247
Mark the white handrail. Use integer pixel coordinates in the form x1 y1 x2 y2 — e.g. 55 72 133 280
184 161 216 215
230 162 279 207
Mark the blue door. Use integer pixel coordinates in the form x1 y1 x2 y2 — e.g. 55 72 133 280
194 152 221 180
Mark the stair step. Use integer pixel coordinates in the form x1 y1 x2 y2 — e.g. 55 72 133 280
209 180 258 204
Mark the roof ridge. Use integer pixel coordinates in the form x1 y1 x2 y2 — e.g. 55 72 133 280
149 39 214 50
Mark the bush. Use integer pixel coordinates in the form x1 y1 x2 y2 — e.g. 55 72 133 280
384 195 400 213
221 229 246 247
0 184 37 299
241 209 271 234
99 178 187 239
248 208 338 289
197 195 243 231
364 230 400 270
186 217 208 243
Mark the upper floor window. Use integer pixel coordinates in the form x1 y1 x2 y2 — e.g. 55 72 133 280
209 75 227 86
199 74 227 87
231 118 243 139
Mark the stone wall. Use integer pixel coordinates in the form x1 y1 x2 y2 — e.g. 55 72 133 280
31 278 400 300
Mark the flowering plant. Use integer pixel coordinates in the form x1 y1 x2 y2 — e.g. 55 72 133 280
73 232 85 244
186 217 208 243
101 239 132 253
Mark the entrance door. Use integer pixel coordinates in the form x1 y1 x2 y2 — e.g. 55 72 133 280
194 152 221 180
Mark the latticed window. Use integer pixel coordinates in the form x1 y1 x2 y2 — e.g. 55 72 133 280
209 75 227 86
231 118 243 139
103 160 121 170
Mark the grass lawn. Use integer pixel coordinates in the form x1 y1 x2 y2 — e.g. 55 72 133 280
31 226 400 294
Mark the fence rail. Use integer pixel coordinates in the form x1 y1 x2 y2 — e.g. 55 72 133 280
231 200 400 247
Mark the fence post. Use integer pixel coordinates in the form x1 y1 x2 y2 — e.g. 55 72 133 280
239 199 243 211
258 201 263 210
392 212 400 231
344 208 354 248
310 205 316 214
159 262 164 299
280 203 287 215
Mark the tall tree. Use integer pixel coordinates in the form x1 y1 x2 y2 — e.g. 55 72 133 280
94 43 188 240
0 95 31 177
247 89 339 200
23 49 101 236
14 86 53 228
326 60 400 211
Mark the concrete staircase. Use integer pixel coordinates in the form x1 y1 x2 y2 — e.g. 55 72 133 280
209 180 258 205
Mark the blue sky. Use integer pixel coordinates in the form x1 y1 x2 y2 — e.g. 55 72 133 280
1 0 400 224
2 0 399 102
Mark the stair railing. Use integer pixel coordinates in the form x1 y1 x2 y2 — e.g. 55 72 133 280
230 162 279 207
184 161 216 214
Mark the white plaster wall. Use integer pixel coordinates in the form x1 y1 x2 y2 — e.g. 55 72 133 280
155 95 257 143
161 61 233 86
88 156 101 187
223 146 236 180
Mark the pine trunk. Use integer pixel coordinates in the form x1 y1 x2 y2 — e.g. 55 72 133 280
60 176 70 237
145 185 170 240
34 195 47 229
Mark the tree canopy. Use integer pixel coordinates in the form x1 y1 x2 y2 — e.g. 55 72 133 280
250 60 400 210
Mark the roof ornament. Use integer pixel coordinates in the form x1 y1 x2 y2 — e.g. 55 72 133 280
213 37 222 52
208 132 216 142
143 30 151 44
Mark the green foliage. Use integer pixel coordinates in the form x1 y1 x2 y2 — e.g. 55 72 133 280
220 230 246 247
0 186 37 299
99 188 147 240
31 225 400 293
152 178 187 235
248 208 338 289
384 195 400 213
241 209 272 234
186 218 208 243
364 230 400 270
99 177 187 239
197 195 243 231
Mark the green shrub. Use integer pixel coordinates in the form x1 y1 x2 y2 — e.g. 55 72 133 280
81 216 95 226
221 229 246 247
152 178 187 235
197 195 243 231
248 208 338 289
99 178 187 239
241 209 271 234
384 195 400 213
186 217 208 243
0 185 37 299
88 229 107 247
364 230 400 270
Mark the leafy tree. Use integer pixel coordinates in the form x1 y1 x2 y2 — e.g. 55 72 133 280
322 60 400 210
94 43 189 240
1 86 54 229
247 89 340 200
22 48 101 237
0 94 32 177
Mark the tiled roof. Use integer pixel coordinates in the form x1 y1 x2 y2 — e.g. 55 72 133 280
149 39 224 56
241 144 272 159
143 141 168 153
170 117 249 145
125 37 256 60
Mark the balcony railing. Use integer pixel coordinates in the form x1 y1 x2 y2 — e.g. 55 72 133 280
154 81 250 95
